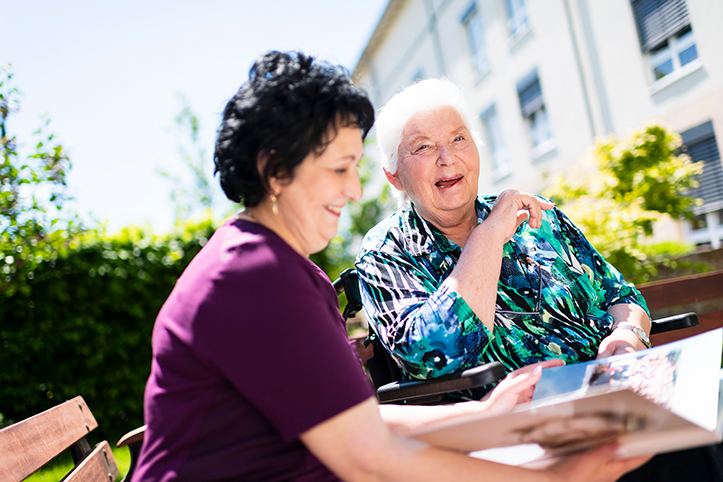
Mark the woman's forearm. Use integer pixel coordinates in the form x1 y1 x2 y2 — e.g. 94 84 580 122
444 221 506 332
607 303 651 333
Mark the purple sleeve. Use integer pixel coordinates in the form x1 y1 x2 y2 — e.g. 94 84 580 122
193 244 374 441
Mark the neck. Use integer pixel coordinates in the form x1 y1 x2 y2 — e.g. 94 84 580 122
422 206 478 248
243 202 309 258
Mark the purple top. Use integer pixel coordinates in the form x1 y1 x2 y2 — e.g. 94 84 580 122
133 218 374 482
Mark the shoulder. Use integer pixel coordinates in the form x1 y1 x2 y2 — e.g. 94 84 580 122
219 219 324 283
357 211 406 260
167 219 332 325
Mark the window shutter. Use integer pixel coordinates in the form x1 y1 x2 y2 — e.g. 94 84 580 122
682 122 723 208
517 71 543 117
632 0 691 52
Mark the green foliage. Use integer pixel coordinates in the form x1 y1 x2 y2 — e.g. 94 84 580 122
159 95 233 226
1 66 84 298
348 153 392 240
0 67 217 441
0 221 215 441
544 123 702 283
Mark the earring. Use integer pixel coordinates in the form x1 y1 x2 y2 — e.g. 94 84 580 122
270 193 279 215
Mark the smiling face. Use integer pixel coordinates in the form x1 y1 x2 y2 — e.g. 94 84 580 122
271 125 364 257
386 106 480 230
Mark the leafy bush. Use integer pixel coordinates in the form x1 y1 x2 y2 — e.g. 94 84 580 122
0 221 215 441
544 124 702 283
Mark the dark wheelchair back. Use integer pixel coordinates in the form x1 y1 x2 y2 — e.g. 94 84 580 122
334 268 700 405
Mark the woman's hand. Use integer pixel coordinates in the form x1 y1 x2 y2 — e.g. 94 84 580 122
597 329 643 358
486 190 556 243
482 359 565 415
547 443 653 482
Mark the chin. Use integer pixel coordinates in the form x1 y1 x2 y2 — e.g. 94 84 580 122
310 235 334 254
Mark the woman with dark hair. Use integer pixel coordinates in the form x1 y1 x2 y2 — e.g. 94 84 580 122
132 51 647 482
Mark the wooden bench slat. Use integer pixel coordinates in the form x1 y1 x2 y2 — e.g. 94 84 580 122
638 270 723 309
64 440 120 482
0 396 98 481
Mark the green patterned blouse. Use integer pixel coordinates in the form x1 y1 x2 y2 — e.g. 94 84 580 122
355 195 649 380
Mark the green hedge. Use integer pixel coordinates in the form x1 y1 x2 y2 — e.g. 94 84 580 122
0 221 215 442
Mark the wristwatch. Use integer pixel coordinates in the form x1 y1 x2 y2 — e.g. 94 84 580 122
615 323 652 348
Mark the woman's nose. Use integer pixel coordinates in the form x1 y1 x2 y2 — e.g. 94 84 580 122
345 167 362 201
437 144 455 166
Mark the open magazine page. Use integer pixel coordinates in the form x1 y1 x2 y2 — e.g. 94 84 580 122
410 329 723 464
532 329 722 432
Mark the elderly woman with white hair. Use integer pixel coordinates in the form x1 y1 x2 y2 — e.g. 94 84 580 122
356 78 652 383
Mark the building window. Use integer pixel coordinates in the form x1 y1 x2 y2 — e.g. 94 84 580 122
461 3 490 76
648 26 698 81
480 105 509 179
517 69 553 155
681 121 723 249
631 0 698 82
505 0 529 38
691 213 708 231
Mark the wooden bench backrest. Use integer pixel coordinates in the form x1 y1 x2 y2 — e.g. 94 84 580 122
639 270 723 346
0 396 119 482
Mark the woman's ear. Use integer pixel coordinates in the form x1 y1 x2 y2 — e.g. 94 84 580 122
384 168 404 191
267 176 282 197
256 150 279 195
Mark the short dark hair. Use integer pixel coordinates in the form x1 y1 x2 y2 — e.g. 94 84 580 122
214 51 375 205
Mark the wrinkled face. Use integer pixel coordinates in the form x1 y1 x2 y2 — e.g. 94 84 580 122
386 106 480 228
273 126 364 257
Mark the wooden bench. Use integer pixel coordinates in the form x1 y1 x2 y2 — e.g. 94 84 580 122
638 269 723 346
0 396 120 482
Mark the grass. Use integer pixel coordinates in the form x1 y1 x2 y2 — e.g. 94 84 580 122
25 445 131 482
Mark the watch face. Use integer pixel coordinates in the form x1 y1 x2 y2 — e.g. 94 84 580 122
618 324 651 347
633 327 651 347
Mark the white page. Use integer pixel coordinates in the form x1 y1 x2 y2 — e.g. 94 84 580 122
532 329 722 431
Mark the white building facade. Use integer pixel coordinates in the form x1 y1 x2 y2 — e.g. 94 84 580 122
353 0 723 249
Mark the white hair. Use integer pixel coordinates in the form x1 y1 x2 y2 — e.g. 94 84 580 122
375 78 483 210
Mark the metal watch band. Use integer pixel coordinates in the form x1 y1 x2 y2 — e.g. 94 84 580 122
615 323 652 348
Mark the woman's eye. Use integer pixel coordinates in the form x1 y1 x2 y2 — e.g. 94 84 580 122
335 167 348 174
454 135 465 142
416 144 429 152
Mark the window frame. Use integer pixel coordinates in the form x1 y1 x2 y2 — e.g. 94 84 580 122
461 3 491 77
516 69 554 158
505 0 529 39
631 0 700 88
479 105 510 180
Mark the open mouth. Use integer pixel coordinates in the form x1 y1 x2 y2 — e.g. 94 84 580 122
435 175 463 189
325 204 342 216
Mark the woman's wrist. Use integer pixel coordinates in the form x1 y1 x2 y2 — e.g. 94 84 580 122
614 323 651 348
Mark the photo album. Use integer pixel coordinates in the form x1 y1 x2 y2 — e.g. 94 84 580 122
410 329 723 466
